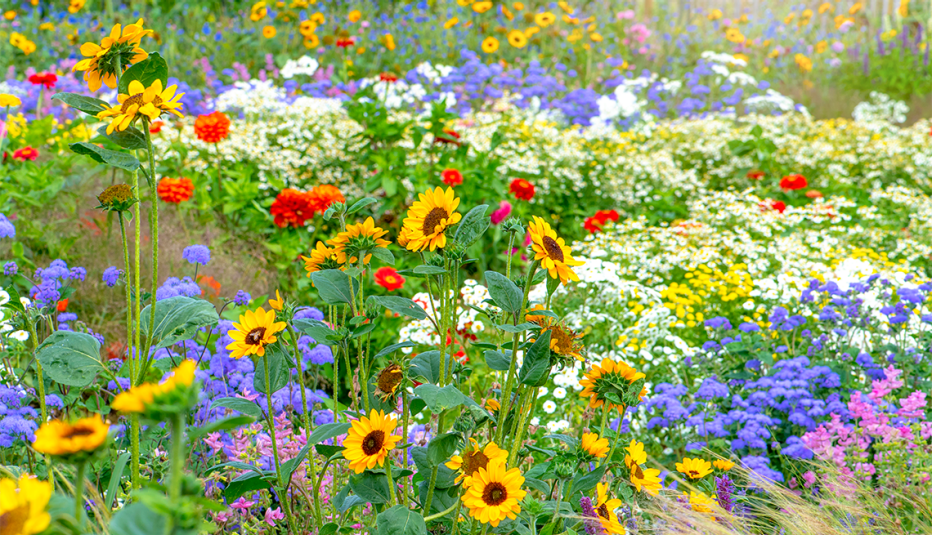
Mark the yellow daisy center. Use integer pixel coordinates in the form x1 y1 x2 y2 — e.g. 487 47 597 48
550 326 575 353
542 235 564 262
422 207 450 235
482 481 508 505
362 430 385 455
245 326 267 345
63 424 97 439
1 503 30 533
462 450 490 476
687 469 701 478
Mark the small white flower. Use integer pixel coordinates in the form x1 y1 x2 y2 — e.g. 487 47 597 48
19 297 30 307
538 386 549 397
553 387 567 399
10 330 29 341
542 400 557 414
0 289 9 306
530 417 540 426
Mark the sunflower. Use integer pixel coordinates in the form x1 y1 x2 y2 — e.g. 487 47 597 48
629 463 663 496
535 12 556 26
111 359 198 415
97 79 184 134
72 20 150 92
507 29 528 48
528 216 583 284
268 289 284 311
594 482 624 534
541 320 584 362
624 439 646 469
401 187 462 252
343 410 401 474
262 25 277 38
481 36 500 53
0 474 52 535
484 399 500 412
713 459 736 471
580 432 609 459
579 358 646 411
226 307 287 360
32 416 109 458
301 241 342 274
686 491 718 513
327 216 391 265
373 364 403 401
446 438 509 485
676 457 713 480
461 460 526 527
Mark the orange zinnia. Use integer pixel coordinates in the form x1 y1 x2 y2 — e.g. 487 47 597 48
157 177 195 204
313 184 345 212
270 188 316 228
193 111 231 143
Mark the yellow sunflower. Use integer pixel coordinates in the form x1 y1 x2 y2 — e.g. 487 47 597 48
97 79 184 134
686 491 718 513
111 359 198 414
327 216 391 265
580 432 609 458
528 216 583 284
540 320 584 361
72 20 150 92
484 399 500 412
481 36 500 53
629 463 662 496
445 438 509 485
579 358 646 411
401 187 462 252
624 439 646 469
507 29 527 48
268 289 284 311
534 12 556 27
0 474 52 535
461 460 526 527
301 241 342 274
676 457 713 480
226 307 287 360
343 410 401 474
373 364 403 401
713 459 736 471
594 482 624 534
32 416 109 458
0 94 22 107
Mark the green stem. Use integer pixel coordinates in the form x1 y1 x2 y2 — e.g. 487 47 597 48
551 478 564 530
600 405 625 467
169 413 185 501
27 320 47 424
438 255 451 388
504 231 516 279
422 465 439 515
401 390 409 506
423 498 460 522
118 213 134 383
74 461 86 526
508 387 536 465
496 261 539 445
132 164 142 384
263 355 296 534
130 414 141 490
140 121 159 368
385 461 397 506
599 405 609 437
286 323 322 525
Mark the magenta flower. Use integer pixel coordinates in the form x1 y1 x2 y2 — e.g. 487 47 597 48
264 507 285 526
490 200 512 224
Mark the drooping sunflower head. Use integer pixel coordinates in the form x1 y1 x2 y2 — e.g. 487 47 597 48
542 321 584 363
373 364 404 401
461 460 526 527
528 216 583 284
580 432 610 459
343 409 401 474
624 439 647 470
594 482 625 535
401 187 462 252
579 358 647 411
524 304 549 325
32 416 109 460
327 216 391 266
0 473 52 535
97 79 184 134
445 438 509 485
96 183 137 212
302 241 343 274
226 307 287 360
72 20 151 91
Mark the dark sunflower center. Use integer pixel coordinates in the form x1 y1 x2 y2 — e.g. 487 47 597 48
245 327 267 345
377 366 402 394
482 482 507 506
550 327 574 354
542 236 564 262
121 92 163 113
362 430 385 455
688 469 700 478
63 425 96 439
461 450 490 476
598 503 610 520
0 504 29 535
422 207 449 235
633 464 644 479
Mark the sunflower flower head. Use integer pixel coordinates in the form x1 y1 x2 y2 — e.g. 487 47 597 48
111 359 200 419
343 410 401 474
528 216 583 284
226 307 287 360
625 440 662 496
72 20 151 92
676 457 713 480
461 460 526 527
301 241 343 274
96 183 137 212
0 473 52 535
445 438 509 485
594 482 625 534
32 416 109 462
580 432 610 459
579 358 647 411
541 319 584 364
401 187 462 252
327 216 391 266
97 79 184 134
373 363 404 401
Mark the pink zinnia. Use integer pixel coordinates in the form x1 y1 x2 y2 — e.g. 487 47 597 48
490 200 512 224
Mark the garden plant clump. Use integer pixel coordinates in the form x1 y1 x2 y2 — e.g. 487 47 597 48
1 1 932 535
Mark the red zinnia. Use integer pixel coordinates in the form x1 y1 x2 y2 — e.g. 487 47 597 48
193 111 231 143
379 72 399 83
766 200 786 213
509 178 535 201
28 72 57 89
336 38 355 48
441 168 463 187
779 174 807 191
270 188 316 228
56 299 68 312
434 129 461 145
806 190 823 199
374 267 405 291
12 147 38 161
313 184 345 213
157 177 195 204
746 170 765 180
149 120 164 134
584 209 620 234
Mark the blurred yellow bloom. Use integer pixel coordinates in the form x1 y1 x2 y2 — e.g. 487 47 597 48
784 13 795 24
587 23 596 32
507 29 528 48
899 0 910 17
384 33 395 50
818 2 834 14
299 19 317 36
310 11 325 24
481 36 499 53
250 1 267 21
801 8 813 18
535 11 556 27
0 94 22 107
473 1 492 13
707 9 722 21
725 27 744 43
795 53 812 73
815 40 828 53
733 53 749 62
513 2 524 10
562 15 578 24
849 2 862 14
303 34 319 48
524 26 539 37
348 9 361 23
4 10 16 19
456 0 473 5
356 47 365 54
68 0 85 13
558 1 573 14
501 5 514 20
444 17 459 29
39 22 55 30
0 473 51 535
263 25 277 38
589 32 603 42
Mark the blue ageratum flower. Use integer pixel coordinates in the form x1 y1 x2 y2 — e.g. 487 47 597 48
102 266 122 287
182 244 211 265
233 290 251 306
0 214 15 239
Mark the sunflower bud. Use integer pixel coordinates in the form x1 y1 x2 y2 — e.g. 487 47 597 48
322 35 335 46
502 217 524 234
96 184 137 212
374 363 403 401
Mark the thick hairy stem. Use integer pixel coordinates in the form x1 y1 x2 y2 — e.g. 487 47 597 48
169 413 185 501
286 323 322 525
27 320 47 424
263 355 297 534
496 262 539 444
118 214 134 382
131 165 142 384
130 414 141 490
141 123 159 366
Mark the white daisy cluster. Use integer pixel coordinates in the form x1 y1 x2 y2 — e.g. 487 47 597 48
851 91 909 127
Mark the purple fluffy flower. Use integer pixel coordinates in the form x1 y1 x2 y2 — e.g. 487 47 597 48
102 266 122 287
182 244 211 265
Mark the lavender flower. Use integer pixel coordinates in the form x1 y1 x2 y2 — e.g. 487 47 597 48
715 475 735 513
182 244 211 265
102 266 122 287
0 214 15 239
579 496 606 535
3 262 17 275
233 290 251 306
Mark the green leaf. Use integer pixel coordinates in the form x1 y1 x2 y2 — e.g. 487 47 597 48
412 265 447 275
190 415 254 440
308 422 351 445
118 52 169 95
312 269 357 305
484 271 523 313
98 124 147 150
518 330 552 386
373 341 416 359
253 346 290 395
453 204 490 249
104 452 131 510
572 464 608 494
224 471 272 502
367 296 427 320
409 350 444 384
484 350 511 371
334 485 366 513
495 322 537 333
51 92 108 116
140 296 219 349
376 504 428 535
109 503 168 535
370 247 395 265
319 523 341 535
35 331 104 388
69 142 141 171
426 432 461 467
209 397 263 420
293 318 339 346
347 197 379 215
350 471 391 504
413 384 468 413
